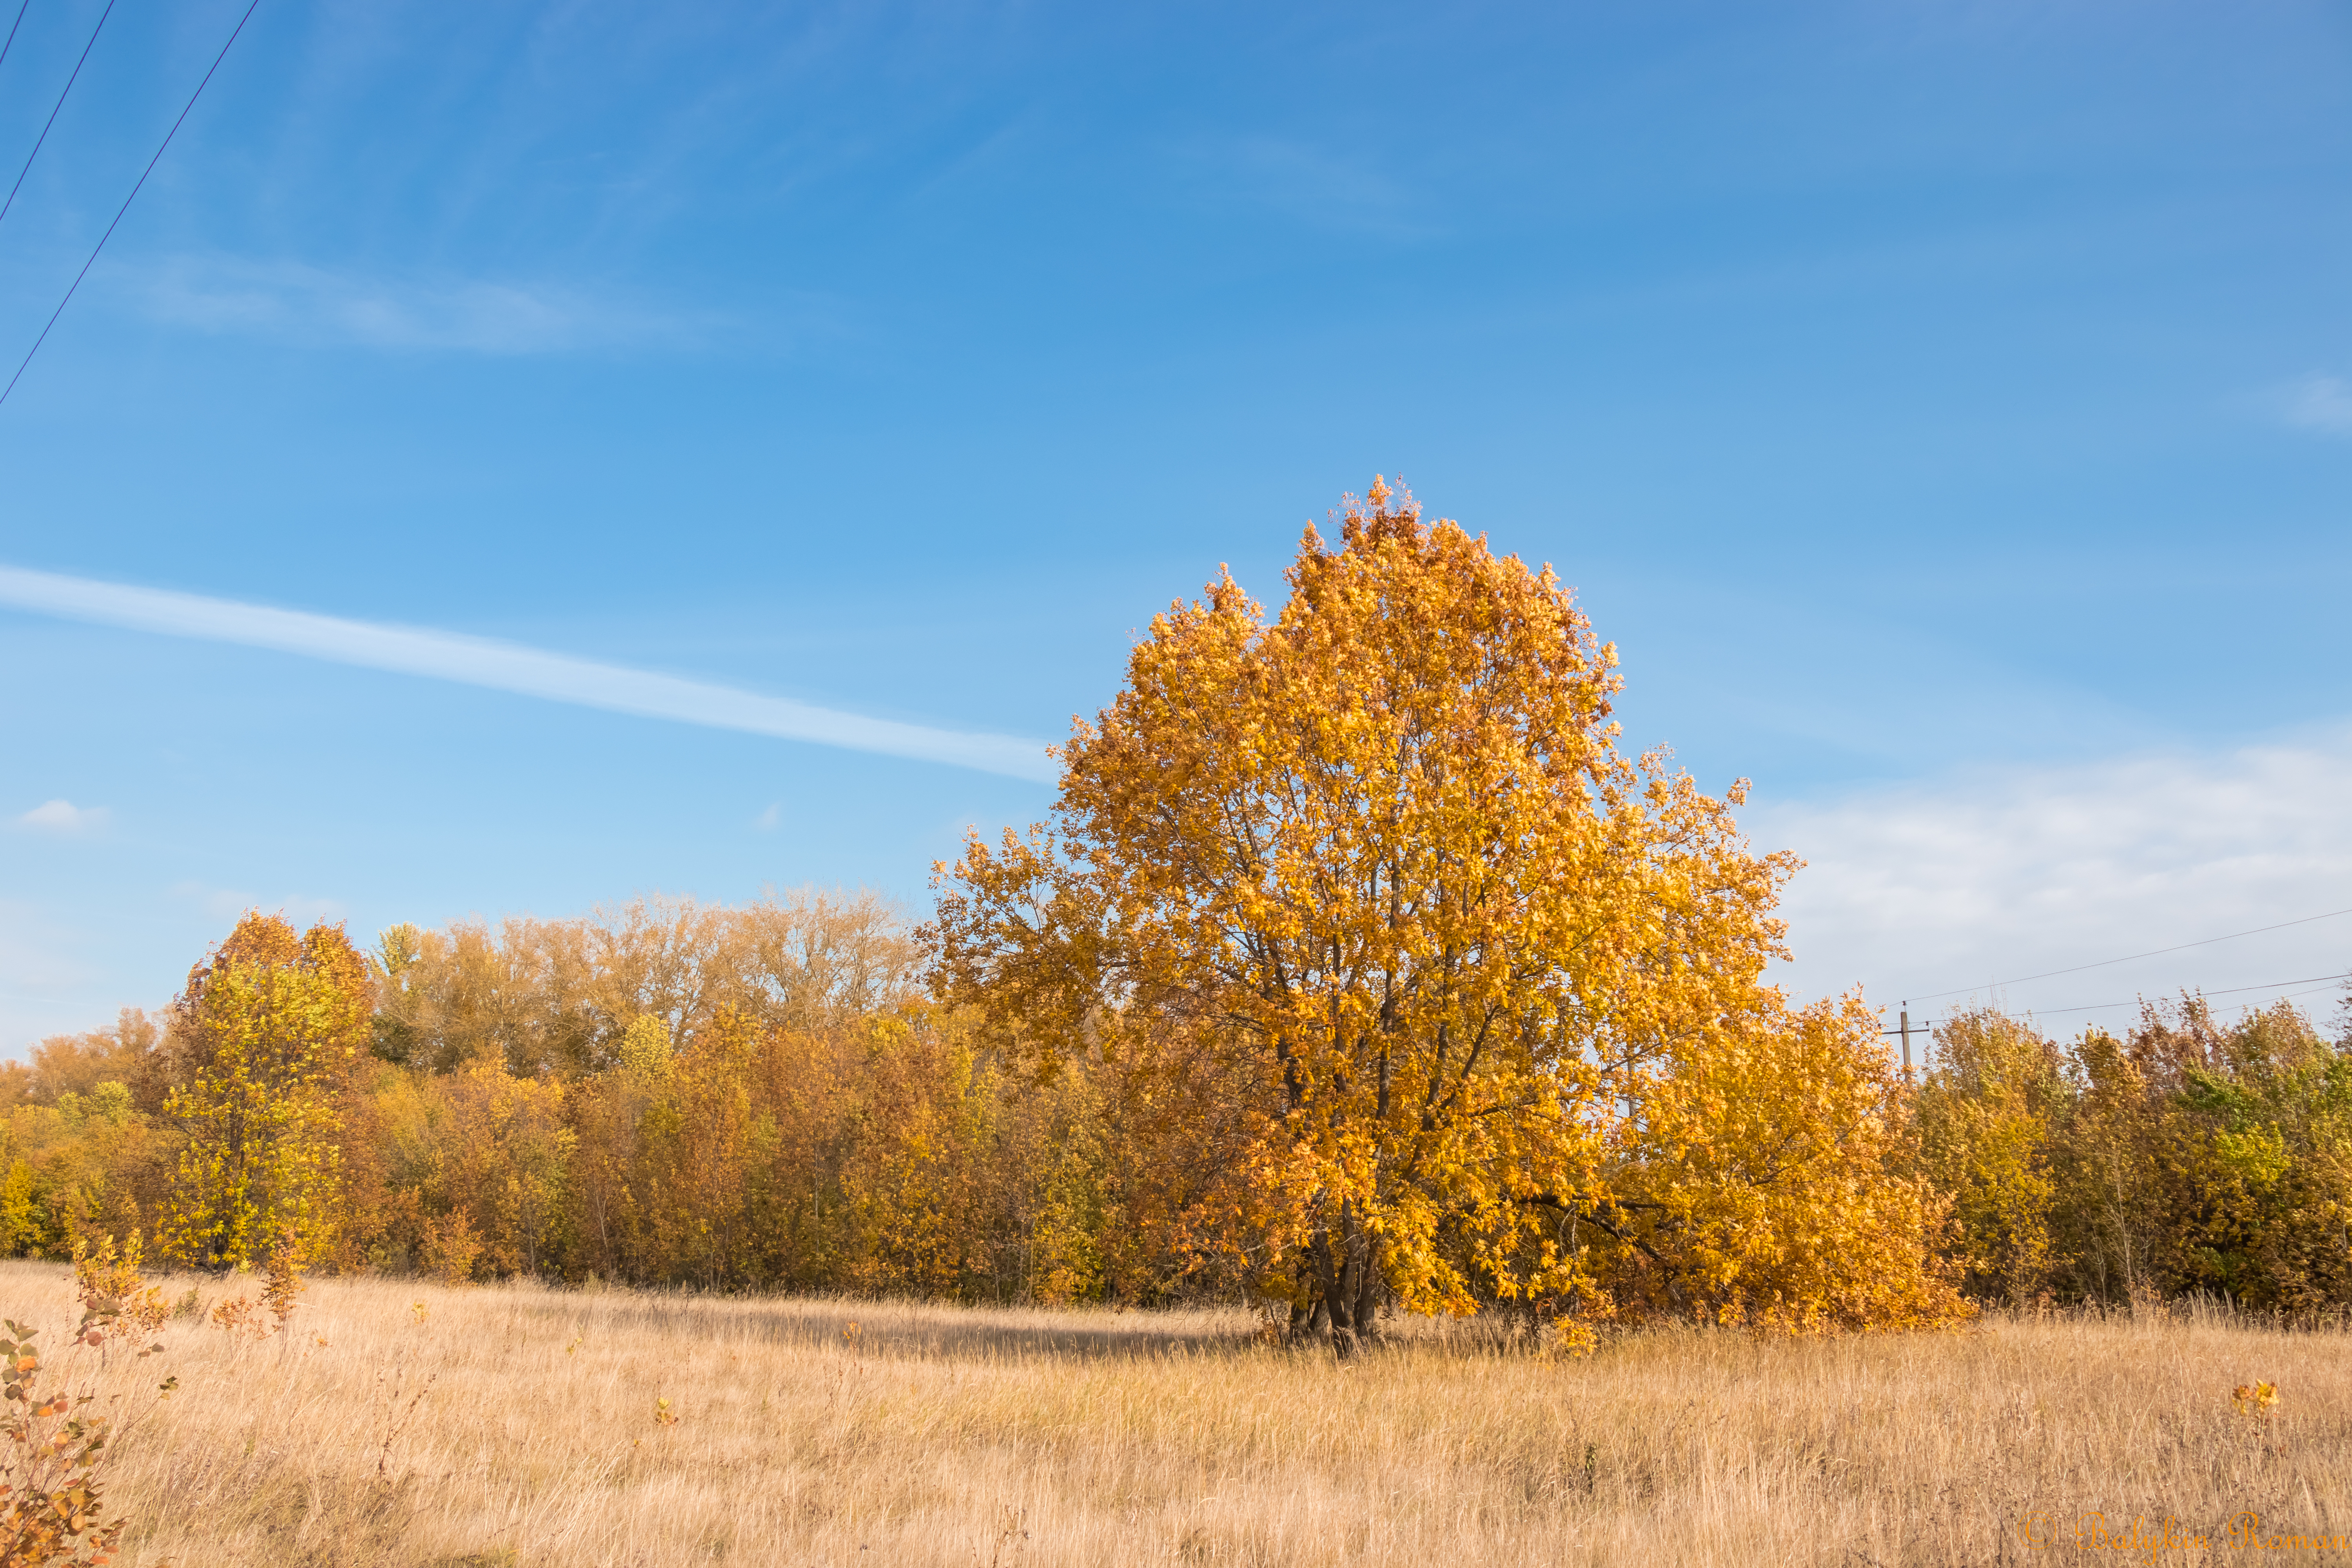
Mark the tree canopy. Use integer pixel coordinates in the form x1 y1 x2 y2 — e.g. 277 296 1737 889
931 481 1961 1344
158 912 373 1269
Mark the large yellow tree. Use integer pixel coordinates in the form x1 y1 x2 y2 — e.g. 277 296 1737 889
932 481 1958 1347
160 913 373 1269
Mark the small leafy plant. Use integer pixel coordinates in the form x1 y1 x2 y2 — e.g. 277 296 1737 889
207 1232 308 1339
1 1252 172 1568
70 1235 169 1348
0 1319 125 1567
209 1296 263 1336
260 1231 307 1332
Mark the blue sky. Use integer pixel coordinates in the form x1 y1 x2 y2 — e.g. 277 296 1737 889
3 0 2349 1049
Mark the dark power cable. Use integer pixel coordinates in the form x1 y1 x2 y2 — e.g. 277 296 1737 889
0 0 116 229
1902 905 2352 1005
0 0 261 407
0 0 36 81
1884 970 2350 1033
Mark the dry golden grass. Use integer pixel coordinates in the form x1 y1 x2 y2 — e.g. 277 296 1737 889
7 1261 2349 1566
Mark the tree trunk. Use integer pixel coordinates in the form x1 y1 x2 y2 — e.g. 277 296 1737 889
1302 1201 1382 1357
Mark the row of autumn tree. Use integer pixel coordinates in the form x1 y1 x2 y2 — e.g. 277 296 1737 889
10 902 2343 1320
2 893 1133 1300
1917 1000 2352 1314
5 483 2348 1334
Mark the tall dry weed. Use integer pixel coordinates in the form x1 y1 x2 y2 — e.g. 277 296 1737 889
0 1263 2343 1566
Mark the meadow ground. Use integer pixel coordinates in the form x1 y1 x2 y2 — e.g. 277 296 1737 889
4 1261 2347 1567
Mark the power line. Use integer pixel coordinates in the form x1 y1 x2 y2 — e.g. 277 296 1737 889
0 0 260 407
1901 905 2352 1005
0 0 116 229
1887 970 2349 1033
1999 972 2346 1020
0 0 35 80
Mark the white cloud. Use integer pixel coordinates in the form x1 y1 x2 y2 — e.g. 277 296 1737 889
754 802 783 831
2284 373 2352 438
167 882 347 928
0 896 113 1055
15 799 108 835
1751 730 2352 1030
0 563 1056 782
124 256 722 356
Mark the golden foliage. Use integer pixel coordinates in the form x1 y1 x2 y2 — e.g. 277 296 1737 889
0 1076 164 1265
1602 995 1963 1331
158 913 374 1270
370 890 918 1076
933 481 1956 1340
69 1233 168 1342
1913 1009 2070 1305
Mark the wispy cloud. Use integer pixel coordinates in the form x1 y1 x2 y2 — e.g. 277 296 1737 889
14 800 108 835
0 564 1056 782
2283 373 2352 438
1752 731 2352 1025
1170 136 1424 237
753 802 783 832
123 256 725 356
0 895 109 1049
168 882 346 928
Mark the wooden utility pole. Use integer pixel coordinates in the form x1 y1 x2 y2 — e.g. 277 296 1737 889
1899 1005 1914 1085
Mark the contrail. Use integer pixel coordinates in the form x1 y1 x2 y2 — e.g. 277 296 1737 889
0 563 1057 782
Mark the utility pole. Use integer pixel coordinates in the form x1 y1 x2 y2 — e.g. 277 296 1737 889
1899 1005 1914 1085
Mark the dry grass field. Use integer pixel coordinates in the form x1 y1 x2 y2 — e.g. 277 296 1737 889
6 1261 2348 1567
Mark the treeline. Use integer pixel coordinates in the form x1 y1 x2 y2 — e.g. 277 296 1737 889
1917 998 2352 1314
3 896 1154 1303
9 909 1973 1334
5 895 2345 1319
